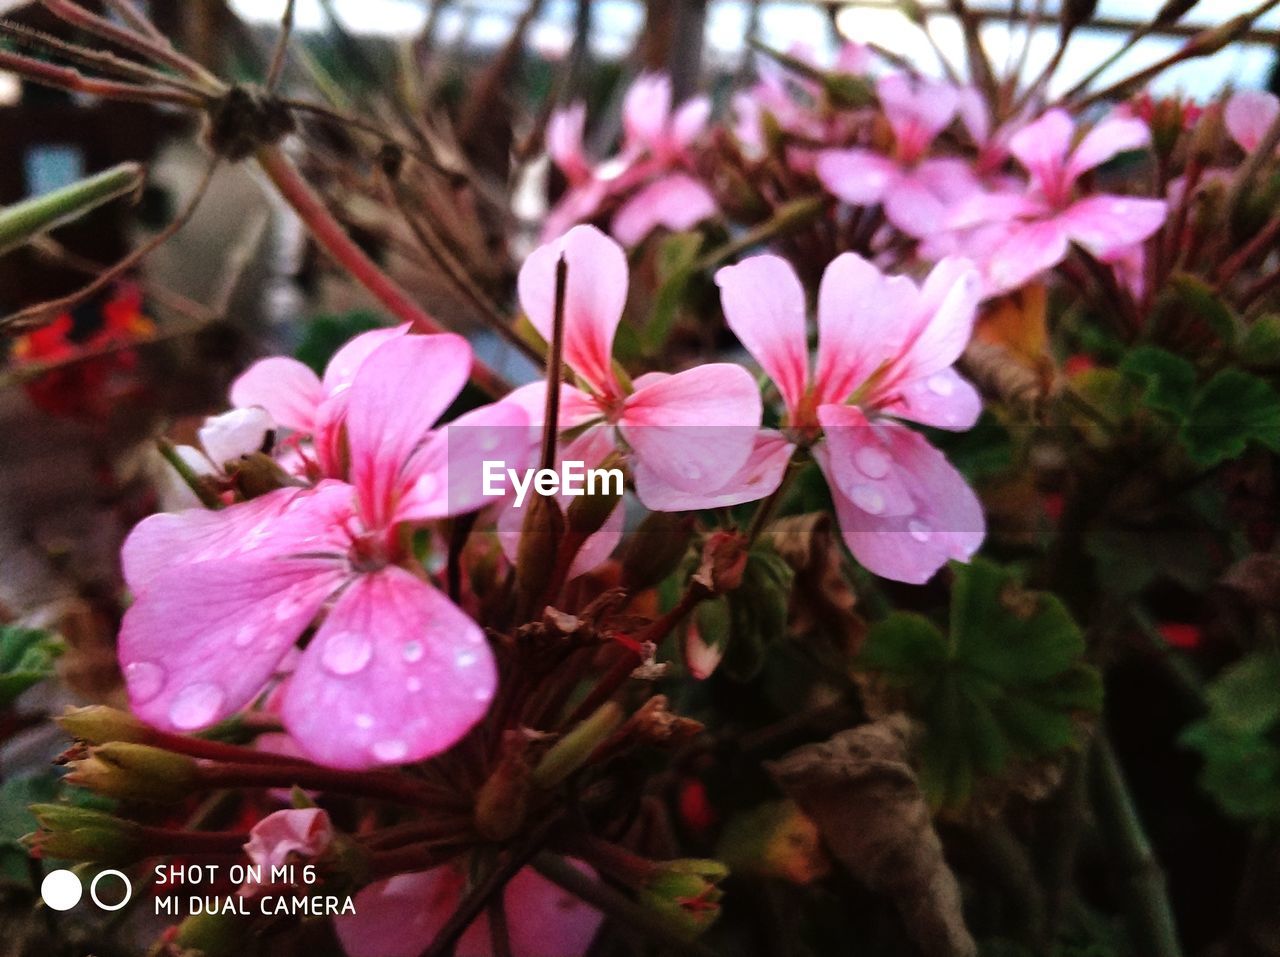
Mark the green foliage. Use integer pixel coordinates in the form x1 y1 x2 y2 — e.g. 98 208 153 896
1120 346 1280 467
0 773 58 882
0 626 62 707
293 310 388 375
693 547 795 682
1183 653 1280 821
1239 316 1280 368
857 559 1101 809
645 231 705 355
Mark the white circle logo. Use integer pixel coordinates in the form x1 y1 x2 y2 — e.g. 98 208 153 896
90 870 132 911
40 869 83 911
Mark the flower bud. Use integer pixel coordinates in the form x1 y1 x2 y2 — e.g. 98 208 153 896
637 859 728 939
515 491 564 617
717 800 831 885
65 742 198 803
228 451 296 499
532 702 624 789
474 733 533 841
58 705 149 745
565 456 625 538
693 530 750 593
173 911 248 957
28 804 145 864
621 512 694 590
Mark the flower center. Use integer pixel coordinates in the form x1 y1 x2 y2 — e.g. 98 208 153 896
348 529 391 573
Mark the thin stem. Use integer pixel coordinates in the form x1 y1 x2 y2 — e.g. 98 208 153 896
1089 736 1183 957
541 255 570 472
0 48 204 107
156 439 223 510
196 761 455 808
253 144 511 398
266 0 297 92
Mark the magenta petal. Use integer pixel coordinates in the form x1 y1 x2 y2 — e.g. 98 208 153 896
611 173 717 246
634 430 793 511
122 483 354 592
883 368 982 431
1059 195 1166 260
345 334 472 527
321 325 410 395
1226 90 1280 153
671 95 712 148
895 257 982 383
715 254 811 413
817 425 984 585
1065 114 1151 184
882 175 950 238
519 225 628 395
815 148 899 206
1008 109 1074 191
620 364 761 492
281 567 495 770
244 808 333 870
814 253 919 405
230 357 324 433
983 218 1071 293
817 405 916 518
119 557 344 732
623 73 672 147
877 74 959 155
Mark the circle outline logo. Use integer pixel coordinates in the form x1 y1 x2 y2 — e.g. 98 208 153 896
89 869 132 911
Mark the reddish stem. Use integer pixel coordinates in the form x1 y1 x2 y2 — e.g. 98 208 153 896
195 761 454 808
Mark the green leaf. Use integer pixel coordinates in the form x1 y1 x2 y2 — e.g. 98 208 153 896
1120 346 1196 419
0 626 63 707
1183 653 1280 821
0 163 143 256
1239 316 1280 367
1181 369 1280 467
644 231 705 354
856 559 1098 810
1168 273 1241 344
0 773 59 882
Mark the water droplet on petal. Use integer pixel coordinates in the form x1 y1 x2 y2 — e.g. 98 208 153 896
406 677 423 693
681 461 703 480
402 641 424 663
851 484 885 515
232 624 255 648
474 685 494 703
274 587 308 623
371 739 408 763
854 446 890 479
456 650 478 668
908 519 932 543
927 374 954 396
168 682 225 730
413 474 438 500
322 630 373 675
355 713 374 730
480 433 501 452
125 661 165 703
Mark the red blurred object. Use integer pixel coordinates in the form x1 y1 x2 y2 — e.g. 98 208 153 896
1157 622 1202 650
1062 353 1097 378
9 282 155 421
678 778 716 833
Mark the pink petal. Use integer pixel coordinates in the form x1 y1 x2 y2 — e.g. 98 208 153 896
817 405 916 518
244 808 334 871
395 401 533 523
623 73 673 148
982 218 1071 294
895 257 982 382
882 367 982 430
634 430 793 510
540 179 609 243
230 357 324 433
671 95 711 149
1065 114 1151 184
715 254 811 413
121 483 354 592
815 148 899 206
119 557 345 733
956 86 990 146
1059 195 1166 260
815 423 985 584
322 325 411 395
620 364 761 492
1225 89 1279 153
335 863 602 957
814 253 920 406
198 408 274 470
281 567 495 769
518 225 628 395
345 334 472 528
876 74 958 158
548 102 591 182
611 173 718 246
1008 109 1074 192
882 161 979 238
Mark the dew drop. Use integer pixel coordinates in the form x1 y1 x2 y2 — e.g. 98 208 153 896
406 676 423 693
371 739 409 763
681 461 703 480
168 682 225 730
274 587 308 623
850 484 885 515
908 519 932 543
926 374 954 397
456 650 478 668
322 630 373 675
854 446 890 479
232 624 255 648
355 713 374 730
402 641 424 664
474 684 494 703
125 661 165 703
413 474 438 500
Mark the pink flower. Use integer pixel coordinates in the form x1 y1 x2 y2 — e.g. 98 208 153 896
335 862 602 957
244 808 334 870
508 225 762 511
949 108 1166 293
817 74 980 238
120 334 526 769
1225 89 1279 153
702 253 986 584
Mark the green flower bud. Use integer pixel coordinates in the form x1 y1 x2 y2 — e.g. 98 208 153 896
65 742 198 803
28 804 145 865
638 859 728 939
58 706 150 745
